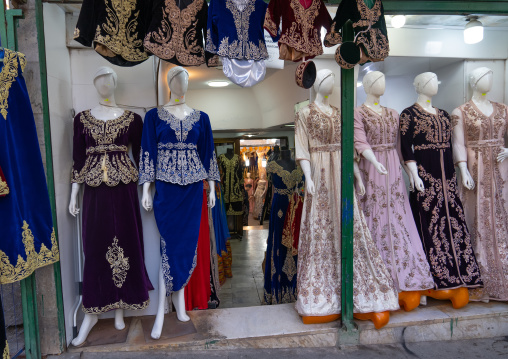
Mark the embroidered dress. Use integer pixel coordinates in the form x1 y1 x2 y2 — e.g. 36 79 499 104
139 108 220 294
74 0 150 66
72 110 153 313
264 0 331 62
144 0 219 67
253 179 267 218
0 166 8 197
400 104 483 290
0 49 59 285
295 103 399 316
206 0 269 60
452 101 508 301
354 105 434 292
218 154 244 215
324 0 389 64
263 161 304 305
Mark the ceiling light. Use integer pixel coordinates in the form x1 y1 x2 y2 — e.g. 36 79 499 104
245 134 254 137
464 17 483 44
391 15 406 28
284 124 295 127
207 81 230 87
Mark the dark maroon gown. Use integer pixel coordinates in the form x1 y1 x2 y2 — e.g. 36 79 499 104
72 110 153 313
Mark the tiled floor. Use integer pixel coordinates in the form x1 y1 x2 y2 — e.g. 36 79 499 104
219 219 269 309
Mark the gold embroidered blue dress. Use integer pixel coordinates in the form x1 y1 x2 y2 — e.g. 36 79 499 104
0 49 59 284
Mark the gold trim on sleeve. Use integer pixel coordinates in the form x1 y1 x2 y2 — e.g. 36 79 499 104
0 179 9 196
0 49 23 120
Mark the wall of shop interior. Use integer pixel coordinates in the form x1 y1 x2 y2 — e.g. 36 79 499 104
46 3 508 344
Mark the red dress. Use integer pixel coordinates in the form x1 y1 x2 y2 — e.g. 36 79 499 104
264 0 331 61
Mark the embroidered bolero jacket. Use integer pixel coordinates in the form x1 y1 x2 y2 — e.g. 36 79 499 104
144 0 219 67
324 0 389 62
71 110 143 187
139 108 220 186
264 0 331 61
206 0 269 60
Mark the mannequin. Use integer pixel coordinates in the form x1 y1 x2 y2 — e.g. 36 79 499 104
399 72 483 308
69 67 153 346
355 71 434 312
140 66 218 340
253 172 268 219
225 148 235 159
451 67 508 302
244 172 255 214
295 69 399 329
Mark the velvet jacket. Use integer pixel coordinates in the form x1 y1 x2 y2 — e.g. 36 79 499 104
264 0 331 61
144 0 219 66
206 0 269 60
324 0 389 62
74 0 151 66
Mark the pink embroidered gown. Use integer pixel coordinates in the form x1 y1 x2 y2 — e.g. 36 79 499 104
452 100 508 301
354 105 434 292
295 103 399 316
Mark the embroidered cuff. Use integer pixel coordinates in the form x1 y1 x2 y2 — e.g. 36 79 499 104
139 149 155 185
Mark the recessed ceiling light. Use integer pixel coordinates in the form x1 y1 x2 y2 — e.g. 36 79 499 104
208 81 230 87
245 134 254 137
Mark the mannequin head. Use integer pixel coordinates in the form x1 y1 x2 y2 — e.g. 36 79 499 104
363 71 385 96
167 66 189 97
413 72 438 97
469 67 493 93
247 172 251 178
93 67 118 98
313 69 335 96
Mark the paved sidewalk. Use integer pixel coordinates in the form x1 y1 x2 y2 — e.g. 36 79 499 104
47 336 508 358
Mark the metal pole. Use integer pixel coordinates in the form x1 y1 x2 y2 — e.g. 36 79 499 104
340 20 355 332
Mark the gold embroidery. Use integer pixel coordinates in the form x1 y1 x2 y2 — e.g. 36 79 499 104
282 253 297 282
206 28 217 52
277 209 284 218
267 162 304 196
72 110 139 187
414 143 450 151
144 0 206 66
0 49 24 120
83 299 149 314
3 341 8 359
218 154 244 213
106 237 130 288
94 0 148 62
263 9 278 37
324 21 342 47
356 29 389 62
0 221 59 284
73 27 80 39
354 0 382 28
0 179 8 196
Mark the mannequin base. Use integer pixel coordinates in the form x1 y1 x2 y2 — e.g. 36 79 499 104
398 291 422 312
301 314 340 324
353 311 390 330
421 287 469 309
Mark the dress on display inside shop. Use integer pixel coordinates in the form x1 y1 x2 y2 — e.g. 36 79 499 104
206 0 269 87
253 175 267 219
0 165 8 196
212 183 232 285
263 158 304 304
206 182 222 307
0 49 59 285
74 0 150 66
295 103 399 316
139 107 220 295
0 295 8 358
144 0 219 67
452 100 508 301
71 110 153 313
218 153 244 215
399 104 483 290
264 0 332 62
324 0 389 69
354 105 435 292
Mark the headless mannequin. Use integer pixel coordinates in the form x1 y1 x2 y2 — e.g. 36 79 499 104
141 67 216 340
68 67 126 347
404 72 469 308
225 147 235 160
276 149 296 172
273 145 280 157
452 68 508 191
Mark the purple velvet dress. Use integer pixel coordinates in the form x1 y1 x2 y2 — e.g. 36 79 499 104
71 110 153 314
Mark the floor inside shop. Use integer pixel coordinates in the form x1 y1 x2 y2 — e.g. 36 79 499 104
220 213 269 309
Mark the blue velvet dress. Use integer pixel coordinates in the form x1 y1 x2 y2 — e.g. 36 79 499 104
212 183 230 255
263 161 304 304
0 49 59 284
139 108 220 293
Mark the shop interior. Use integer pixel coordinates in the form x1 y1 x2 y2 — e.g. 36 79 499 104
36 2 508 347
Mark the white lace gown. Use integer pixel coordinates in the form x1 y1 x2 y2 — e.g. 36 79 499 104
294 103 399 316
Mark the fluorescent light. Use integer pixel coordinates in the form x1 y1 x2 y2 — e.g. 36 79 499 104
391 15 406 28
208 81 230 87
464 18 483 44
284 124 295 127
245 134 254 137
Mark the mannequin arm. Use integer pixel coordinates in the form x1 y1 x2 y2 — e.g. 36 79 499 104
142 182 153 211
401 163 415 191
353 162 365 196
69 183 81 217
208 180 216 208
497 147 508 163
406 162 424 192
299 159 314 195
457 162 475 190
361 149 387 175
